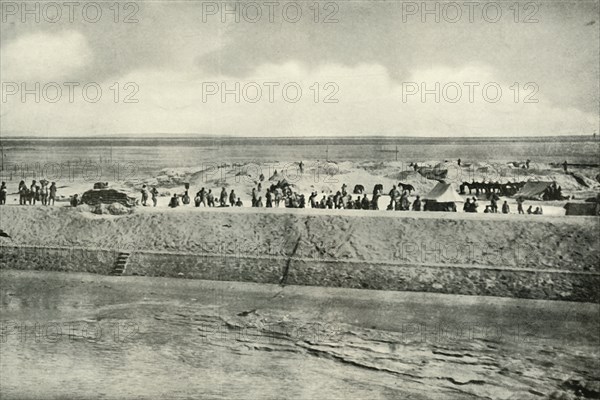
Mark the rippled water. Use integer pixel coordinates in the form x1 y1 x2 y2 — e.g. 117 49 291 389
2 137 598 174
1 271 598 399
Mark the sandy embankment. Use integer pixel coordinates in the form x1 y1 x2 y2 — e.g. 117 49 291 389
1 206 598 301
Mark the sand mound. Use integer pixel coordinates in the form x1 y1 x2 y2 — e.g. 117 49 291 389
385 171 437 194
90 203 134 215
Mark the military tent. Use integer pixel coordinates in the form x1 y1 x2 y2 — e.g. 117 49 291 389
515 181 553 200
422 182 464 203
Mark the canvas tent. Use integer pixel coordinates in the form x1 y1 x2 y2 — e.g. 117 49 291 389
515 181 553 200
423 182 464 203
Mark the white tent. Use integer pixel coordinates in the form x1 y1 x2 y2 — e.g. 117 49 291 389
423 182 464 202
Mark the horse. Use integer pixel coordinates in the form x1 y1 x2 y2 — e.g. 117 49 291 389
397 182 415 194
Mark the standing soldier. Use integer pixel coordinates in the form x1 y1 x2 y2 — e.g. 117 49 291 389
40 181 49 206
388 185 399 209
361 194 370 210
251 188 257 207
0 182 6 205
49 182 57 205
309 192 317 208
150 187 159 207
198 187 207 207
516 196 524 214
168 194 179 208
412 195 422 211
206 189 215 207
219 187 227 207
18 180 27 205
182 190 191 205
30 180 37 205
141 185 149 206
372 188 381 210
471 197 479 213
266 190 273 208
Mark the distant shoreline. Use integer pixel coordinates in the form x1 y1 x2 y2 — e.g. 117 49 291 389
1 134 598 147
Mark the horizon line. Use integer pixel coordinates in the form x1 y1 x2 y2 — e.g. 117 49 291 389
0 133 597 140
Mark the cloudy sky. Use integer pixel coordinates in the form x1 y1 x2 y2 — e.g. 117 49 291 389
1 0 598 137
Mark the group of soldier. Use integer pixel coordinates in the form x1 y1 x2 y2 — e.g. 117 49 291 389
289 184 420 211
251 186 306 208
543 182 565 201
140 175 553 217
0 180 58 206
311 184 416 211
150 181 455 213
163 186 244 209
140 185 160 207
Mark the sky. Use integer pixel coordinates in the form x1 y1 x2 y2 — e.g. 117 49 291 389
0 0 598 137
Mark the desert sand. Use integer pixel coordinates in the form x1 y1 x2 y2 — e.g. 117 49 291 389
2 159 599 216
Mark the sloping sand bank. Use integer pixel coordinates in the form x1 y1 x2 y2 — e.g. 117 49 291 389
1 206 598 301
